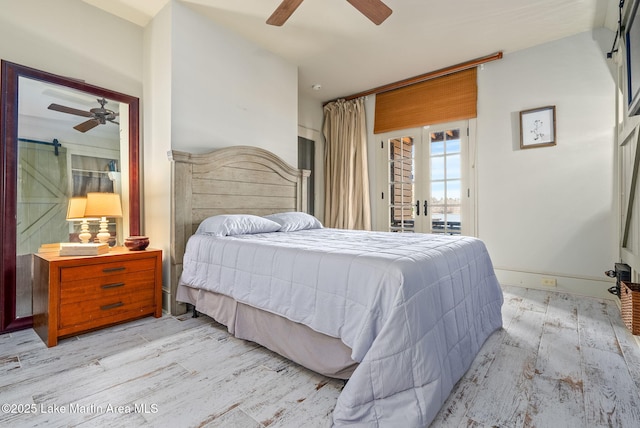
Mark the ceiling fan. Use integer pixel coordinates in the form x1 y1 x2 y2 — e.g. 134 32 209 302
48 98 119 133
267 0 392 26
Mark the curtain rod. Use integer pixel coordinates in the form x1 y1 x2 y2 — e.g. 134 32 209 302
324 51 503 105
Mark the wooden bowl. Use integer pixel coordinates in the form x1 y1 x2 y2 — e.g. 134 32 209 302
124 236 149 251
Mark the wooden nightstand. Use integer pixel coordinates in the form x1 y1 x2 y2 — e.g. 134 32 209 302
33 247 162 347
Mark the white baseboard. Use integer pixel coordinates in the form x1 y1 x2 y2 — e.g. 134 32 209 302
495 268 617 301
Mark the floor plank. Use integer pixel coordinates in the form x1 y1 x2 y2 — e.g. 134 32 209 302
582 346 640 427
1 286 639 427
526 373 585 427
463 343 534 427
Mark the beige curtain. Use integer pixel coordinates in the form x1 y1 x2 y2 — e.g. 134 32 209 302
322 97 371 230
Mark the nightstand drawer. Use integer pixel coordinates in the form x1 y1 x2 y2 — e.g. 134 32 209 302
60 269 156 303
59 287 155 330
60 257 156 282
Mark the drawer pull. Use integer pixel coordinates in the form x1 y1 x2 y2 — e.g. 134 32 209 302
101 302 124 311
103 266 126 273
101 282 125 289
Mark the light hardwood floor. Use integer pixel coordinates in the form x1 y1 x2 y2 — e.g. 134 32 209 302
1 285 640 427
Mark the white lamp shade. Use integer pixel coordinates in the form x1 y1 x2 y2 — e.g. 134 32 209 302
84 192 123 218
66 197 87 220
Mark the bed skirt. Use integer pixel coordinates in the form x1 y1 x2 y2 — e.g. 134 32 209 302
177 283 358 379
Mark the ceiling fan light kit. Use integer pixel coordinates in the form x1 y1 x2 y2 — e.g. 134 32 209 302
267 0 392 26
48 97 119 133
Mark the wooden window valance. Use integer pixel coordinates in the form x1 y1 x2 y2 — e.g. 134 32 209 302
374 67 477 134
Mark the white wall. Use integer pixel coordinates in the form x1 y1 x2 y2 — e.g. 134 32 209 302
142 2 173 309
477 29 617 298
298 95 326 220
298 95 324 134
170 1 298 166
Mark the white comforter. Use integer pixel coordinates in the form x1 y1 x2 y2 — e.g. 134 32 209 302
179 228 503 427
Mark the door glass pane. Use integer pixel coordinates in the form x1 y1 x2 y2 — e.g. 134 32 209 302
431 157 445 180
388 136 415 232
447 136 461 154
431 181 445 205
431 139 445 155
447 180 461 200
446 154 461 179
430 127 462 235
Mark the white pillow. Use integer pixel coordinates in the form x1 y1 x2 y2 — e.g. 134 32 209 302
196 214 281 236
264 212 323 232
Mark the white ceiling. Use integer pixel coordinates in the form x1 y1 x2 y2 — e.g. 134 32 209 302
82 0 620 102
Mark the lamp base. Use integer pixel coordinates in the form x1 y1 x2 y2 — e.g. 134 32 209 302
96 217 111 245
79 220 92 244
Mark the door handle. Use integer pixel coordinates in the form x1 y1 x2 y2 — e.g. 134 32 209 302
424 200 428 213
416 200 420 216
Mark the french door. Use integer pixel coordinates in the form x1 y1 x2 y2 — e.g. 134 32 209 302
376 120 474 235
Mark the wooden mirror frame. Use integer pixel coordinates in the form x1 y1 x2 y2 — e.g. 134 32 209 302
0 60 140 333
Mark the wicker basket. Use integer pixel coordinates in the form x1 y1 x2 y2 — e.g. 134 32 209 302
621 281 640 335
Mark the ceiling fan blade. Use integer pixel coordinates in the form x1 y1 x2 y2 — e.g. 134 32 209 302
74 119 100 133
267 0 304 26
346 0 392 25
48 103 93 117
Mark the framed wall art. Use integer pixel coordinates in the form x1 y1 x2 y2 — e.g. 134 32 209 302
519 105 556 149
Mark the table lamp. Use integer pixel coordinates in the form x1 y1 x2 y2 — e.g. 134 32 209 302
66 197 98 244
84 192 123 244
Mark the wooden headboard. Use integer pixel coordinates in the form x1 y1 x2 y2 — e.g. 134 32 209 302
167 145 310 315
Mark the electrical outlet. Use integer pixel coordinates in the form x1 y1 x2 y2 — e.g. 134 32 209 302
540 277 557 287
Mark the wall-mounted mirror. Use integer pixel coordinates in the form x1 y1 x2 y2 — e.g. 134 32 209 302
0 61 140 333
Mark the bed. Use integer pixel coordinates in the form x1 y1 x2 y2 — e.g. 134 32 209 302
168 146 504 427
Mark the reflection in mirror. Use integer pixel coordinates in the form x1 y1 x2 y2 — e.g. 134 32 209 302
15 78 130 318
0 61 140 333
